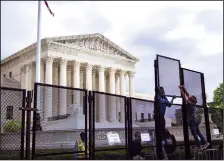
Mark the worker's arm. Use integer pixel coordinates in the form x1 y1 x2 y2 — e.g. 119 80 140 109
179 86 193 105
167 96 176 107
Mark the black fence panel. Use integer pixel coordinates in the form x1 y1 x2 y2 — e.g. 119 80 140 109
182 69 203 106
157 55 182 97
90 91 128 160
130 98 156 159
0 87 26 160
32 83 88 160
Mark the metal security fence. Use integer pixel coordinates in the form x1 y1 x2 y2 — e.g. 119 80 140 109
32 83 88 160
89 91 128 160
0 87 26 160
155 55 214 159
182 68 212 149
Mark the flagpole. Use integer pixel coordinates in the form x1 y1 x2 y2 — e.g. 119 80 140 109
34 0 42 131
36 0 42 84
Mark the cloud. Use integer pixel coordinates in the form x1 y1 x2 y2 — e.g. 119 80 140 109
1 1 223 102
195 9 223 34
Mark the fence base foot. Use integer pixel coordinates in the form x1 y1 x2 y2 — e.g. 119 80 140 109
32 113 42 131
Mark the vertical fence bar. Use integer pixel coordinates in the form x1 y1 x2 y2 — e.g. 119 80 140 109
25 91 32 160
127 97 133 159
20 90 26 160
32 83 37 159
88 91 92 160
125 97 128 159
201 73 212 148
154 59 162 159
92 91 96 160
84 92 88 160
180 68 191 159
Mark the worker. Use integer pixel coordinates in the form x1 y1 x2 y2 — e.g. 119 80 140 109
74 132 89 159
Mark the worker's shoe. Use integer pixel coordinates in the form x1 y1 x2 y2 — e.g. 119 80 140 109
202 142 210 149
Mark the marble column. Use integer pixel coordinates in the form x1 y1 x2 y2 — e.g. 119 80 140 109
20 66 26 89
119 70 126 123
72 61 81 106
67 68 72 113
115 74 121 122
128 71 136 122
129 71 135 97
31 63 36 90
25 64 32 90
85 63 92 90
98 66 107 123
92 71 96 91
108 68 117 123
41 61 45 83
52 64 59 116
59 58 67 116
44 57 54 120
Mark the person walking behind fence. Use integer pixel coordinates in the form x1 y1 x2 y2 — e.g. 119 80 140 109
155 87 176 144
132 132 144 160
179 85 210 150
74 132 89 159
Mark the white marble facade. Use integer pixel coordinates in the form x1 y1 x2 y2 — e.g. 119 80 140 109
3 33 139 127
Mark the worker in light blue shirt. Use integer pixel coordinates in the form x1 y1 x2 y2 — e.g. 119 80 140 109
155 87 176 144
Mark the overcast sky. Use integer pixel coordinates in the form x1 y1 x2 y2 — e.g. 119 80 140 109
1 1 223 102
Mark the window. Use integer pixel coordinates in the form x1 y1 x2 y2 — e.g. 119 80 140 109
6 106 13 120
141 113 144 122
9 72 12 77
118 112 121 122
148 113 151 121
135 112 137 121
3 74 6 77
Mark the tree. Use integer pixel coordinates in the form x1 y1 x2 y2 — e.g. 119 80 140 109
210 83 224 134
213 83 224 108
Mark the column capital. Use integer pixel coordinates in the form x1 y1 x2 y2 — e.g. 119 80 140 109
20 65 26 72
128 71 135 78
44 56 54 64
96 65 105 72
117 69 126 76
25 63 32 70
59 58 67 66
72 60 81 68
108 67 116 74
84 62 92 71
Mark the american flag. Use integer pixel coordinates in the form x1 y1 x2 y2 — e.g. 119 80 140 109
44 1 54 17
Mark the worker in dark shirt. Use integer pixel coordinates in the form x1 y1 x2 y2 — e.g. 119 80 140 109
132 132 144 160
155 87 176 144
179 85 210 150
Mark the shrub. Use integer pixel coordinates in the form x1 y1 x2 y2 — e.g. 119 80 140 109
3 120 21 133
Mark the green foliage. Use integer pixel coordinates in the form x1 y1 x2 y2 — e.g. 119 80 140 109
213 83 224 109
3 120 21 133
196 108 203 123
210 109 223 134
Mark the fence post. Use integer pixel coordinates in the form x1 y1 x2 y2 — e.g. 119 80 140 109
180 68 191 159
84 91 88 160
154 59 163 159
20 90 26 160
126 97 133 159
25 91 32 160
201 74 212 148
88 91 94 160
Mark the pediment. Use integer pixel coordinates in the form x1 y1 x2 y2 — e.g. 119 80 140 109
46 33 139 61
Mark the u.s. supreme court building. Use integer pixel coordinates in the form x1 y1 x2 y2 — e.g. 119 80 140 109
1 33 161 130
1 33 208 148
